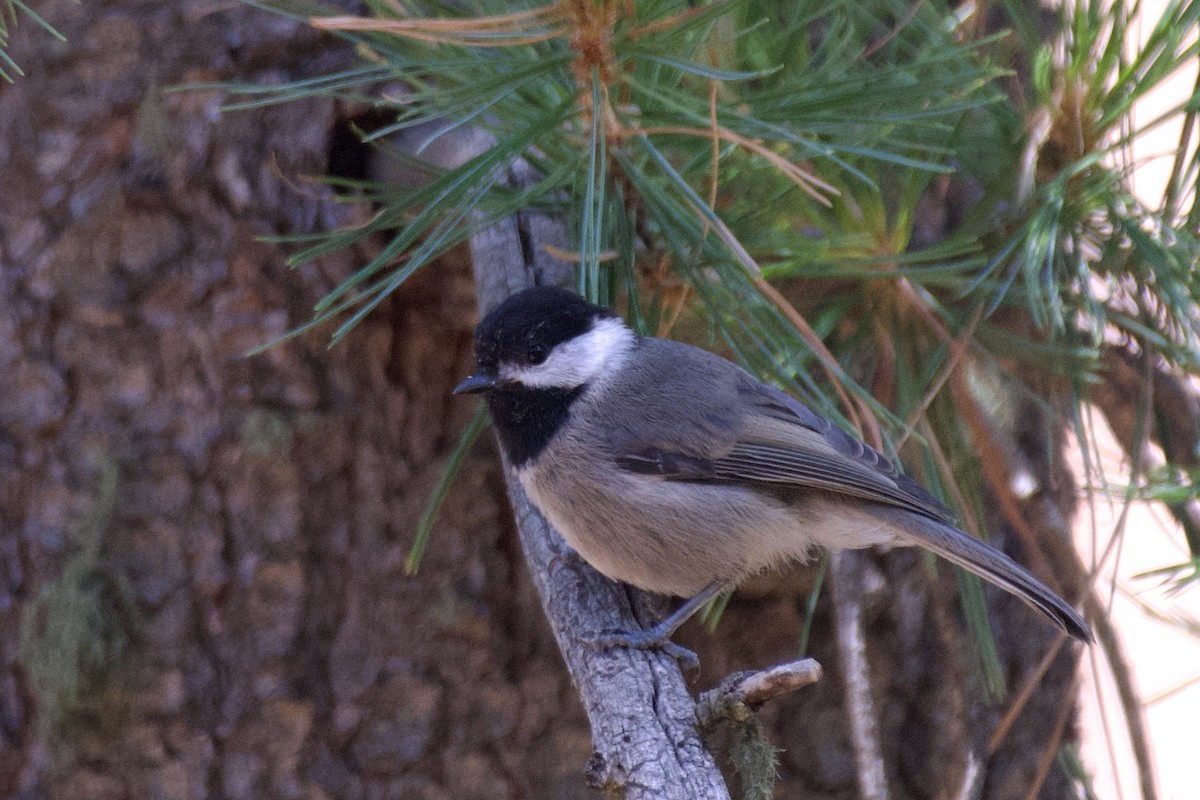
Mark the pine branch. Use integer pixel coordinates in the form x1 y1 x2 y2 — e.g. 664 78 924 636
0 0 69 82
467 160 730 800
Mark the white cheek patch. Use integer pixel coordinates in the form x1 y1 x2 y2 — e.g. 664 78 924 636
501 317 635 389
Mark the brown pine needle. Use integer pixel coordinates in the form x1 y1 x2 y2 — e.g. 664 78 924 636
541 244 618 263
627 0 730 40
893 290 985 452
753 277 876 446
315 5 563 32
707 80 719 218
1021 671 1084 800
619 124 839 205
987 635 1068 754
311 24 566 47
312 5 568 48
858 0 923 61
684 197 759 276
916 416 983 538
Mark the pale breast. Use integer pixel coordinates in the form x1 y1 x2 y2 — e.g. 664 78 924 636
515 433 901 597
512 353 902 597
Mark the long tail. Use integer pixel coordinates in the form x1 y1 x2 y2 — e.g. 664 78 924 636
882 509 1092 642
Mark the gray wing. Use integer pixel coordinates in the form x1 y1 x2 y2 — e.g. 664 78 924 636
612 351 954 525
608 342 1092 642
735 380 956 522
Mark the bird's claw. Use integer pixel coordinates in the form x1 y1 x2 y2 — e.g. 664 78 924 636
587 629 701 672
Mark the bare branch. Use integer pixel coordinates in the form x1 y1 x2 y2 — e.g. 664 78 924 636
467 162 730 800
1093 345 1200 551
831 552 891 800
696 659 822 717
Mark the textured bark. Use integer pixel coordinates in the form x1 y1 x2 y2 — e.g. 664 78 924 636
1 5 598 800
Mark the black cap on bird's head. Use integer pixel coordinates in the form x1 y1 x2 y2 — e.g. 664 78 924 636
454 287 617 395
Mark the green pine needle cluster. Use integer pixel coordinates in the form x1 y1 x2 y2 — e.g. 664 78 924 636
0 0 66 81
232 0 1200 679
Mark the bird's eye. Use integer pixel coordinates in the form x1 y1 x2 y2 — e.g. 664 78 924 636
527 342 548 365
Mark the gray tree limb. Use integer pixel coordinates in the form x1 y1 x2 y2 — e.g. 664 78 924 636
466 174 731 800
830 552 890 800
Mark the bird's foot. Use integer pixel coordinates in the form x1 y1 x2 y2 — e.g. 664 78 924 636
546 549 589 577
588 628 700 672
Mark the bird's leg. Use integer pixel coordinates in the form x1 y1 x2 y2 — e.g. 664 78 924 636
591 581 730 670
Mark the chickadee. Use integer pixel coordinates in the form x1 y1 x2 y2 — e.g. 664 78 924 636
455 287 1091 659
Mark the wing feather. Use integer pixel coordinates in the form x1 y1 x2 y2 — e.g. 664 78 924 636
605 341 1090 641
712 444 942 519
612 363 955 524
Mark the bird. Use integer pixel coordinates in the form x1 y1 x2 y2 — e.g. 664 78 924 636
454 286 1092 662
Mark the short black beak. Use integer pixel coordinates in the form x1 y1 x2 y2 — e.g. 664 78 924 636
453 373 498 395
